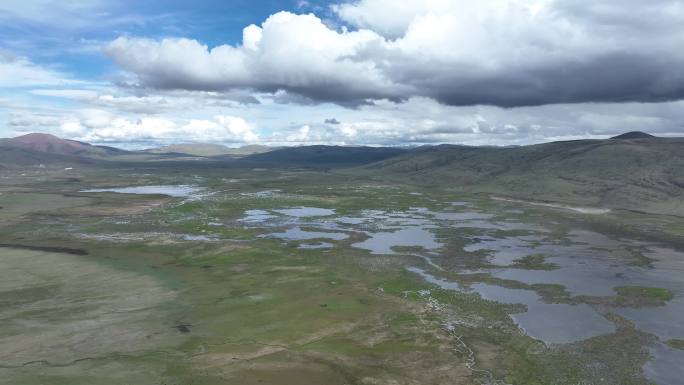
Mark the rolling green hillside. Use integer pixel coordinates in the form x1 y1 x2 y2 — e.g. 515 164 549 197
359 137 684 215
0 146 102 167
241 145 408 168
145 143 276 157
3 132 683 215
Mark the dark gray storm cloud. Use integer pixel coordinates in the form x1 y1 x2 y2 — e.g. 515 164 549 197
104 0 684 108
408 53 684 107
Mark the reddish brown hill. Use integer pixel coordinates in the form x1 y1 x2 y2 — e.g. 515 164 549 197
0 133 125 157
4 133 92 154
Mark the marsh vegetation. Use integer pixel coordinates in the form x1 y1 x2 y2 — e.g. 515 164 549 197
1 162 682 385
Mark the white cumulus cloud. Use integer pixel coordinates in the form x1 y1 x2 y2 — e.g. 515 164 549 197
40 110 260 145
104 1 684 107
0 50 76 87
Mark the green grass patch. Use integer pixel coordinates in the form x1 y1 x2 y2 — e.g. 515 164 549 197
511 254 559 270
614 286 674 301
667 339 684 350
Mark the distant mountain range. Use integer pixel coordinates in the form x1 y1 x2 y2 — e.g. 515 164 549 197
0 133 129 167
0 133 127 158
359 132 684 215
241 145 408 167
144 143 276 157
0 133 411 167
610 131 656 139
1 131 682 215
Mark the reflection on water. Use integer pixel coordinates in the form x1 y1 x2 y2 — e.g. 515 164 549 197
263 226 348 241
273 207 336 217
354 227 441 254
335 216 368 225
407 267 461 291
644 343 684 385
240 209 277 223
81 185 202 198
491 258 684 298
432 212 494 221
616 297 684 342
459 219 684 383
464 235 545 266
645 247 684 271
244 200 684 380
407 266 615 344
472 283 615 344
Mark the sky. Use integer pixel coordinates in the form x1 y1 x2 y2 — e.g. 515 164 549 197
1 0 684 149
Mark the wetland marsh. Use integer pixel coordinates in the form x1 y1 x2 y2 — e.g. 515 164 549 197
3 0 684 382
1 165 682 385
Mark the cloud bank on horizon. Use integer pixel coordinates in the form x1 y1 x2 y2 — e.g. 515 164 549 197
1 0 684 148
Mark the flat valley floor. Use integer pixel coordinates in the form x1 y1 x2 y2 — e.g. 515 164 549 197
1 164 683 385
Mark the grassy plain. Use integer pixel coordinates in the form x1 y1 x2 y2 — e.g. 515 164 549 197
0 162 681 384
